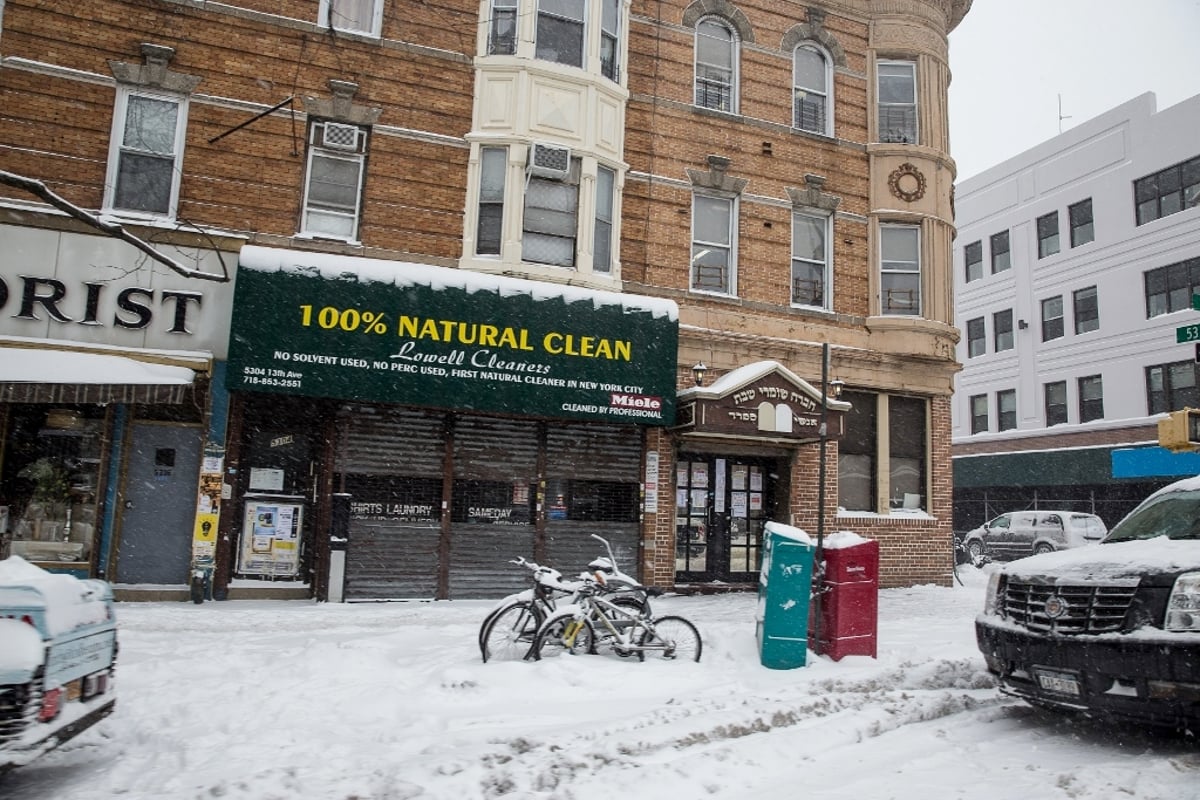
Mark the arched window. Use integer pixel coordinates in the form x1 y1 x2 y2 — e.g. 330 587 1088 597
694 18 737 112
793 44 830 134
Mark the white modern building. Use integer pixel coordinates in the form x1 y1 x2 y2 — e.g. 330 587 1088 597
951 91 1200 531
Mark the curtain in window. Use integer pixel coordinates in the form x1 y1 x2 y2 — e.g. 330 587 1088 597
329 0 375 33
115 94 179 214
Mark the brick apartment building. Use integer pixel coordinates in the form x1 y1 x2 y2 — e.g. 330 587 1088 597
0 0 969 599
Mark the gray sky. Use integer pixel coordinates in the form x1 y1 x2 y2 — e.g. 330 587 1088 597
948 0 1200 182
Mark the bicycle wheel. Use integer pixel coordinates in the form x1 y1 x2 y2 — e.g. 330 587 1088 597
480 601 544 663
529 612 594 660
637 615 702 662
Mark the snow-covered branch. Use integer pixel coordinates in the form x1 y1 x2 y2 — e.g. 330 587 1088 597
0 170 231 283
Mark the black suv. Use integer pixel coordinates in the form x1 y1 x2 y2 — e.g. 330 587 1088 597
975 476 1200 732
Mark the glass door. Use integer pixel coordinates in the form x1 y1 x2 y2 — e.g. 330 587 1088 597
675 455 777 583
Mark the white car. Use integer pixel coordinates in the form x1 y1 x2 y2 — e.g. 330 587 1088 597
962 510 1106 565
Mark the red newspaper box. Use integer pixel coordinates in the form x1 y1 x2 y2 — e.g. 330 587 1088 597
810 534 878 660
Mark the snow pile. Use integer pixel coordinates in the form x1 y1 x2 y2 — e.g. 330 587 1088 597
0 618 44 674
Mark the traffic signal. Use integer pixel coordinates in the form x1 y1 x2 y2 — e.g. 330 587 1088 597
1157 408 1200 451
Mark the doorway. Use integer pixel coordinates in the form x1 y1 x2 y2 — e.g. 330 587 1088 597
674 454 779 583
115 422 202 584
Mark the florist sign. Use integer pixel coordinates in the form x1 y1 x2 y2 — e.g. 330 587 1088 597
225 247 679 425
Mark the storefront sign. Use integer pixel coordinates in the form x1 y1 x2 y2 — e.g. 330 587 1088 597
226 247 679 425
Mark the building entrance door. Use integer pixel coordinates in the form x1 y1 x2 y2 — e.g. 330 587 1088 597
674 454 778 583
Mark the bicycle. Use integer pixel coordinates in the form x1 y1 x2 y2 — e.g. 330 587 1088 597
528 571 702 662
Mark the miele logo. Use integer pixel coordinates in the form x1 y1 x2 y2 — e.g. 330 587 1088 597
610 392 662 410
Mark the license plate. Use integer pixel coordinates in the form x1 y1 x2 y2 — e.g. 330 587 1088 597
1035 668 1081 696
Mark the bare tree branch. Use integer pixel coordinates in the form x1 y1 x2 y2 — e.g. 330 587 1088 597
0 170 231 283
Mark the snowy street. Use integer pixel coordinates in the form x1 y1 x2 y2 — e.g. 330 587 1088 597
3 567 1197 800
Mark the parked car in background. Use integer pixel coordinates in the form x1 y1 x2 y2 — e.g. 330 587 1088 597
962 510 1106 565
975 476 1200 732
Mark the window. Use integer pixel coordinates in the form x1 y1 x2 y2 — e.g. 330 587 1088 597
837 390 875 512
691 194 735 293
695 18 736 112
964 240 982 283
970 394 988 434
877 60 917 144
536 0 586 68
966 317 985 358
1069 198 1094 247
889 395 926 511
522 156 580 267
1041 295 1064 341
300 121 367 241
990 230 1011 273
1078 375 1104 423
993 309 1014 352
593 165 615 272
321 0 381 36
1045 381 1067 426
599 0 620 80
1144 257 1200 317
1135 155 1200 225
105 89 186 218
793 45 829 134
1147 361 1200 414
997 389 1017 431
1036 211 1060 258
476 147 507 255
1073 286 1098 334
489 0 518 54
880 224 920 315
791 211 829 308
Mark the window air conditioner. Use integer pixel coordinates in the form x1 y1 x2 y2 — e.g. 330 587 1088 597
322 122 361 152
528 142 571 180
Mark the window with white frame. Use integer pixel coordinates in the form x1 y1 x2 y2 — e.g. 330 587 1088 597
970 394 988 434
522 155 581 267
1069 197 1094 247
993 309 1013 352
1037 211 1060 258
1041 295 1064 341
600 0 620 80
791 210 830 308
793 44 829 134
964 240 982 282
536 0 586 69
1074 285 1099 334
476 146 507 255
695 18 737 112
489 0 518 54
593 165 615 272
691 194 735 294
105 88 187 219
966 317 985 357
321 0 382 36
990 230 1011 273
877 60 916 144
1078 375 1104 423
997 388 1017 431
880 224 920 315
300 120 367 241
1045 380 1067 426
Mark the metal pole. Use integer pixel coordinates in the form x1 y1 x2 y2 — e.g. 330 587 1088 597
813 343 830 654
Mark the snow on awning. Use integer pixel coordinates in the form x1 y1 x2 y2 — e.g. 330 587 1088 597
0 345 197 404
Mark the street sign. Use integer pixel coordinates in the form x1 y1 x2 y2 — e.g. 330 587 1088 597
1177 323 1200 343
1192 293 1200 311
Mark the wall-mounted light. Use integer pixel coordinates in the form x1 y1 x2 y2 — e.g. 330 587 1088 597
829 378 845 399
1018 319 1029 330
692 361 709 386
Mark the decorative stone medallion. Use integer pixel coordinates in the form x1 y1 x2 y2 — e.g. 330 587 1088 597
888 162 926 203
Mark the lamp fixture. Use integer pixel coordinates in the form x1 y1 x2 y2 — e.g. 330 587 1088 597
692 361 709 386
829 378 845 399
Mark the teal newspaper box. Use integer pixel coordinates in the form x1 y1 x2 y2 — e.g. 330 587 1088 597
755 521 815 669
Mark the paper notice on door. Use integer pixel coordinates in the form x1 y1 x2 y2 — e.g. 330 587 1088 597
731 491 748 518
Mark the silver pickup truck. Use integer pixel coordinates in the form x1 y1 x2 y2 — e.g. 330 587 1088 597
0 556 117 771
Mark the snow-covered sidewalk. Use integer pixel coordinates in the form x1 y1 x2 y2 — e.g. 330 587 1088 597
4 567 1196 799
